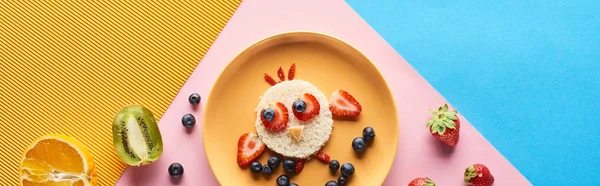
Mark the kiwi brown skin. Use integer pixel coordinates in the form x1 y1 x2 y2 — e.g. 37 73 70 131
112 105 163 166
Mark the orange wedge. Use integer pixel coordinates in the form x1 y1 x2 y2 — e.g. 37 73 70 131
19 134 97 186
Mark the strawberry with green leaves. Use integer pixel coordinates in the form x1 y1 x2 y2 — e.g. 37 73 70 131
408 177 435 186
464 164 494 186
426 104 460 147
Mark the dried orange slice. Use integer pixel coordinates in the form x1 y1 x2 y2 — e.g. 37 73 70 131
19 134 97 186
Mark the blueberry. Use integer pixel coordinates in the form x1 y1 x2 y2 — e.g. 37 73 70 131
262 164 272 175
262 108 275 121
325 180 338 186
293 100 306 112
250 161 262 173
168 163 184 178
268 156 281 168
188 93 201 106
290 184 299 186
276 175 291 186
181 114 195 128
352 137 367 153
337 176 348 185
329 160 340 171
282 159 296 173
340 163 355 177
362 126 376 142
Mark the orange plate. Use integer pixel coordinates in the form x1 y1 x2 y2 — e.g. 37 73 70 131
203 32 399 186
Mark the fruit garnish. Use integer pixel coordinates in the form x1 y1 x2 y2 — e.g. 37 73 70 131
338 176 349 185
426 104 461 147
352 137 367 153
237 133 266 167
262 165 273 175
329 160 340 171
292 93 321 121
19 134 97 186
464 164 495 186
276 175 291 186
250 161 262 173
340 163 355 177
282 159 296 173
264 73 278 86
329 90 362 117
182 113 196 128
294 159 305 174
408 177 436 186
267 156 281 168
315 151 331 163
112 105 163 166
277 67 286 81
288 126 304 142
326 180 338 186
260 102 289 132
188 93 201 106
362 126 376 142
288 63 296 80
168 163 184 178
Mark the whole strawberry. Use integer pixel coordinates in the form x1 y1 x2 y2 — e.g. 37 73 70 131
426 104 460 146
464 164 494 186
408 177 435 186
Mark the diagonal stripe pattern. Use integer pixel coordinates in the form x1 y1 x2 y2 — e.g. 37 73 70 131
0 1 241 185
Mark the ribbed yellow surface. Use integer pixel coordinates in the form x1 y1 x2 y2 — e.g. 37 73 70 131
0 1 241 185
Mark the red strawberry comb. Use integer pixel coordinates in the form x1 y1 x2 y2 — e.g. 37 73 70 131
264 63 296 86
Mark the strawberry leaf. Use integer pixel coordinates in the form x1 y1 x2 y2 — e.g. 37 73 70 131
425 177 436 186
463 165 478 184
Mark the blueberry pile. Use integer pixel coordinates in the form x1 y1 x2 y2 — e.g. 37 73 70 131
352 126 376 153
245 155 300 186
326 160 355 185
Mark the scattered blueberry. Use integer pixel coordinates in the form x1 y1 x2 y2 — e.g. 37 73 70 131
168 163 184 178
329 160 340 171
352 137 367 153
290 183 299 186
293 100 307 112
340 163 355 177
276 175 291 186
337 176 348 185
268 155 281 168
188 93 201 106
181 114 196 128
282 159 296 173
362 126 376 142
250 161 262 173
325 180 338 186
262 108 275 121
262 164 272 175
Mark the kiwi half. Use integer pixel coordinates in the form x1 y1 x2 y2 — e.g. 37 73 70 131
112 105 163 166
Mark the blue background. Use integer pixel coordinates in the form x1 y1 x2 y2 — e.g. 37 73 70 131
346 0 600 185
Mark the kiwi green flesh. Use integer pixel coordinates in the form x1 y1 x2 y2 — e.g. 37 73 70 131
112 105 163 166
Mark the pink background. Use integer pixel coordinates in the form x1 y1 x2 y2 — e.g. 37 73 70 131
116 0 531 185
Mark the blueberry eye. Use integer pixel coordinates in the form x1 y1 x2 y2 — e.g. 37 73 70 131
262 108 275 121
293 100 306 113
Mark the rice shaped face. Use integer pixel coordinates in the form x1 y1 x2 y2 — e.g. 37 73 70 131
255 80 334 159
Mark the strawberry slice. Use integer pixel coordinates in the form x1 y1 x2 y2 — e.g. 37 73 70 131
264 73 277 86
295 159 305 174
277 67 285 81
292 93 320 121
329 90 362 117
237 133 265 167
260 102 289 132
315 151 331 164
288 63 296 80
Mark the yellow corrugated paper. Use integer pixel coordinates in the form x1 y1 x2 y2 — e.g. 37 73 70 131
0 1 242 185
